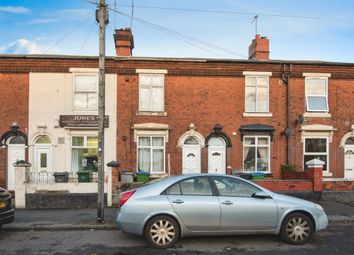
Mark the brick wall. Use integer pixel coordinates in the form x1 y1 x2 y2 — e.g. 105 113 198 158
0 73 29 188
288 68 354 178
117 71 287 177
254 180 313 191
323 181 354 191
116 59 354 181
115 60 282 176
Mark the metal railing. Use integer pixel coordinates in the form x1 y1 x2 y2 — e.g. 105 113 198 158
27 171 99 184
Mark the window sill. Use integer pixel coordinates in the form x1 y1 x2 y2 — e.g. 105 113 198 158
323 172 333 177
243 112 273 117
136 111 167 116
303 112 331 118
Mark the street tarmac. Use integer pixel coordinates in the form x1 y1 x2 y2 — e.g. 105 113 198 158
0 223 353 255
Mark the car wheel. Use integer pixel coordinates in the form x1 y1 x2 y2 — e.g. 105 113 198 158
144 215 180 249
280 213 314 245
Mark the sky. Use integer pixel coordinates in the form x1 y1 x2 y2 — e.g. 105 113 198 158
1 0 354 62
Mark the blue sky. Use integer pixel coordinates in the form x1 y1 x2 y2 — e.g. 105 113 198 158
1 0 354 62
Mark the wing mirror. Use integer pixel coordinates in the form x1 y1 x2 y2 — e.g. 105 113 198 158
252 191 272 199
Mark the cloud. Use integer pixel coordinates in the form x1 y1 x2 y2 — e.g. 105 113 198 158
0 6 30 14
0 39 43 54
20 18 58 25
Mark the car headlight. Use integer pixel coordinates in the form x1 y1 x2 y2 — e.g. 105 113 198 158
0 201 6 209
315 203 324 211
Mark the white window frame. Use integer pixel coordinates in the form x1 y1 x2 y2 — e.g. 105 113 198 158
71 135 98 148
71 135 98 172
304 76 329 112
137 136 166 174
138 73 165 112
72 73 98 111
242 135 271 173
303 137 329 172
244 75 270 113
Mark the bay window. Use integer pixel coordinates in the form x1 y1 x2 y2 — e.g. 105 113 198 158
304 138 328 171
137 136 165 173
243 136 270 172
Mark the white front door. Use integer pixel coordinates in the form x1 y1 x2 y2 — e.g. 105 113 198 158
208 146 226 174
208 137 226 174
34 146 52 172
344 145 354 178
182 145 201 174
7 144 25 190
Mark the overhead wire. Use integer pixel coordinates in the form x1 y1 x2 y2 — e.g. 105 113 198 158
114 4 350 21
77 18 97 54
80 0 98 5
44 12 94 54
108 7 247 58
109 7 224 58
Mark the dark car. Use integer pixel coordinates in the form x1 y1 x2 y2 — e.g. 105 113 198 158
0 187 14 228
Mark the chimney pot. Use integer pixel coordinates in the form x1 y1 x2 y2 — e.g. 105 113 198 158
114 28 134 56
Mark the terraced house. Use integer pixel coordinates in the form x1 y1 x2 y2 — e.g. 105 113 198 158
0 28 353 207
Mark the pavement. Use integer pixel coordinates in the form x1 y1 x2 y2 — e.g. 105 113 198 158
2 200 354 231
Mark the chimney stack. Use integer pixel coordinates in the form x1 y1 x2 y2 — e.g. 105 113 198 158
248 34 270 61
114 28 134 56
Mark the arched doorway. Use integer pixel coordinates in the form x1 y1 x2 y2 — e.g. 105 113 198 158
344 137 354 178
182 136 201 174
205 124 232 174
33 135 52 172
7 136 26 190
208 137 226 174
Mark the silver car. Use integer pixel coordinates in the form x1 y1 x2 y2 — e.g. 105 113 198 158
116 174 328 248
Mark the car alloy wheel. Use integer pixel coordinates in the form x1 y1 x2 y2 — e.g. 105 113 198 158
280 213 314 245
145 215 179 248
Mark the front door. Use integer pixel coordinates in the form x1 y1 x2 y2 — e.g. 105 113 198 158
35 146 52 172
208 137 226 174
182 137 201 174
344 145 354 178
7 144 25 190
208 147 226 173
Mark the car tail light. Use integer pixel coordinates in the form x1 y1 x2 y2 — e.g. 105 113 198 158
120 189 136 207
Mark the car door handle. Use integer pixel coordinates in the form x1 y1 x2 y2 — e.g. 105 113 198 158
172 199 184 204
221 200 233 205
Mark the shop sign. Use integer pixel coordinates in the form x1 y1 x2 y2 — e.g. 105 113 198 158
59 115 109 128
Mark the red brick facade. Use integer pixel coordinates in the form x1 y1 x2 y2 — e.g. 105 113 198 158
0 73 29 187
0 33 353 192
115 59 354 181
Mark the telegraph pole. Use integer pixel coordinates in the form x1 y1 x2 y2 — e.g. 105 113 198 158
97 0 107 223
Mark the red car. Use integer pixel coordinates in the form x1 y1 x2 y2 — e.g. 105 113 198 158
0 187 14 228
